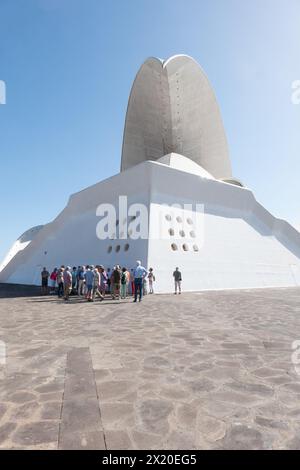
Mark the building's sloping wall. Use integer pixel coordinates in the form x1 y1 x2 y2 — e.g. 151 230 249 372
0 163 152 285
0 225 44 275
147 162 300 292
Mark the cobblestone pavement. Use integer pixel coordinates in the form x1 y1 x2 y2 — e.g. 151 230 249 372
0 287 300 450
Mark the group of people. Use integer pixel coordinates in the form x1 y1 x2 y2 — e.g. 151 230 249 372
41 261 158 302
41 263 183 301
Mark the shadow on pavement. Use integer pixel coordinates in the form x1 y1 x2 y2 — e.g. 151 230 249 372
0 283 41 298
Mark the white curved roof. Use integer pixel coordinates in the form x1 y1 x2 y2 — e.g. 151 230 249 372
156 153 215 179
121 55 232 179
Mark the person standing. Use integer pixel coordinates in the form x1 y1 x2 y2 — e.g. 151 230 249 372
41 267 50 295
173 267 182 294
130 269 135 296
120 267 127 299
125 268 130 296
77 266 86 296
71 266 77 294
133 260 147 302
92 266 103 301
63 266 72 301
84 265 94 301
147 268 155 294
106 268 111 294
49 268 57 294
111 266 121 300
99 265 108 298
57 267 64 298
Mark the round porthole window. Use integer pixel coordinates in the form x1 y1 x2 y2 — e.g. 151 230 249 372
190 231 196 238
176 216 182 223
107 246 112 253
182 243 189 251
171 243 178 251
115 245 120 253
169 228 175 236
179 230 185 237
187 217 193 225
124 244 129 251
193 244 199 252
165 214 172 221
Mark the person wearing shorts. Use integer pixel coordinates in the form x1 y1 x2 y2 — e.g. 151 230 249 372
41 267 49 295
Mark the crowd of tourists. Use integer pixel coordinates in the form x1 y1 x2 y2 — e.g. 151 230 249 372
41 263 182 301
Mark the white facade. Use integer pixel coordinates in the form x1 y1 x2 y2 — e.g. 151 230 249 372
1 55 300 291
1 154 300 291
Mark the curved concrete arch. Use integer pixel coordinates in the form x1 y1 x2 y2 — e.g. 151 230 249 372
121 55 232 179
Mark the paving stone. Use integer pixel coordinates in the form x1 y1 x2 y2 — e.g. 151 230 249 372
138 399 174 434
185 378 216 393
162 430 196 450
41 402 62 420
35 382 64 394
143 356 171 369
176 404 197 428
253 367 285 378
285 435 300 450
9 401 40 420
59 430 105 450
98 380 136 401
281 383 300 394
59 347 105 449
105 430 134 450
38 392 64 402
9 391 36 403
225 380 274 397
255 416 288 430
101 403 135 427
0 404 7 421
13 421 59 445
219 424 267 450
209 391 265 406
94 369 111 381
0 422 17 445
131 430 162 449
196 414 227 443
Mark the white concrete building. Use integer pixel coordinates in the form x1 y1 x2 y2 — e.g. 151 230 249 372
1 55 300 292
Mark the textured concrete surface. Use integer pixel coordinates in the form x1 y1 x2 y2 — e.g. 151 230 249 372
0 287 300 449
121 55 232 179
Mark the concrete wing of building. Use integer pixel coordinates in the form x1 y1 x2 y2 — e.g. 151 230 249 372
121 55 232 180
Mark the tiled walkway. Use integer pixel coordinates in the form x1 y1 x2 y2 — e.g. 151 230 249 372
0 287 300 449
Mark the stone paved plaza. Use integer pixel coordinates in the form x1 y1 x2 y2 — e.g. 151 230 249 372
0 286 300 450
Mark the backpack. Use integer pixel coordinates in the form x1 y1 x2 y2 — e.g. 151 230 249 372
113 270 121 283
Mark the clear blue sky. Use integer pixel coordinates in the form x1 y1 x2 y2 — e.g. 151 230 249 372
0 0 299 262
